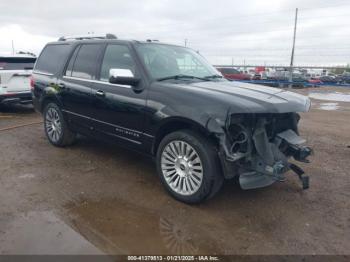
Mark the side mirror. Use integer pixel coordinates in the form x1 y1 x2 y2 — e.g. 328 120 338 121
109 69 140 86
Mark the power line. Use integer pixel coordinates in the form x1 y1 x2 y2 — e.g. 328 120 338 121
299 13 350 20
188 35 350 45
207 54 350 57
299 1 350 11
125 2 350 30
137 13 349 34
200 47 350 51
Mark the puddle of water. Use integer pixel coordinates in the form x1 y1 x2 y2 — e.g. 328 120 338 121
0 211 103 255
309 91 350 102
65 199 221 255
318 102 340 111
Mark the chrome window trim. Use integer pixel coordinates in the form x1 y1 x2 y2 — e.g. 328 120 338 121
33 71 54 76
63 76 132 89
143 133 155 138
62 109 89 119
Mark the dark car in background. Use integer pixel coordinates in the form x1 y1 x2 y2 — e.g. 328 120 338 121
318 75 337 84
252 73 262 80
32 34 312 204
216 67 251 81
342 73 350 84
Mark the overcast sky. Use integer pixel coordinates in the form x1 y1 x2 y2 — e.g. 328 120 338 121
0 0 349 66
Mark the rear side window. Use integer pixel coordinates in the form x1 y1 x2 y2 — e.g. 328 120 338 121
35 44 71 75
0 57 36 70
69 44 101 80
65 46 80 77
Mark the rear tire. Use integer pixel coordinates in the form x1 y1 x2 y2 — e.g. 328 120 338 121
156 130 223 204
43 103 76 147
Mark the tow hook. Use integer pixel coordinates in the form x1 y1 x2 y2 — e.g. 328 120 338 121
290 163 309 190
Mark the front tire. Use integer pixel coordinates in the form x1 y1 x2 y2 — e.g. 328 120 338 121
156 130 223 204
43 103 76 147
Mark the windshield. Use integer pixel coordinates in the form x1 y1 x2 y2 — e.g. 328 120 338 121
135 43 220 80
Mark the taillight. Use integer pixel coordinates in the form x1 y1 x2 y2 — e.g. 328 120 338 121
30 75 35 91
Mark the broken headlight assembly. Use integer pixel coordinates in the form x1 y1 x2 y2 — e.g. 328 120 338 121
220 113 312 190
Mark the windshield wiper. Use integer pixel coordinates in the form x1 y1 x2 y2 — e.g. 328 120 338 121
157 74 209 82
204 74 223 79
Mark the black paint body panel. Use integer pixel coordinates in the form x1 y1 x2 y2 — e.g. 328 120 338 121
32 39 310 156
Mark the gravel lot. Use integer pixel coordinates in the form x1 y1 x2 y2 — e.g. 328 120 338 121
0 87 349 255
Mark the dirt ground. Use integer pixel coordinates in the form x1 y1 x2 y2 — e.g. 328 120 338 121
0 86 349 255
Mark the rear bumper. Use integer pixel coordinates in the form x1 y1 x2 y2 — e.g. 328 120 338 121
0 92 32 105
32 96 42 113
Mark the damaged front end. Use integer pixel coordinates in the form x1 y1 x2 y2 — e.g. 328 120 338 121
211 113 312 190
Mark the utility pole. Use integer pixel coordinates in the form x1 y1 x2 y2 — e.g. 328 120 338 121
184 39 188 47
231 58 234 66
11 40 15 55
289 8 298 87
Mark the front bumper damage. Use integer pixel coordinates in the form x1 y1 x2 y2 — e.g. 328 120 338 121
209 113 312 190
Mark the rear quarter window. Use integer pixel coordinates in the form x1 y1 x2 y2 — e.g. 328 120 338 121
34 44 71 75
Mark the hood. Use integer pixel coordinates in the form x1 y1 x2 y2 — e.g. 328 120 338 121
166 80 311 114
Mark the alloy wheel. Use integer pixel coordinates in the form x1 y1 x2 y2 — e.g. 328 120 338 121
45 107 62 143
161 140 203 196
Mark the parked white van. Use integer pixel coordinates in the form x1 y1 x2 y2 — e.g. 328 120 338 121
0 54 36 105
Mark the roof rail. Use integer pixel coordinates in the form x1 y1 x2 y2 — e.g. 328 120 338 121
146 39 160 42
58 33 117 41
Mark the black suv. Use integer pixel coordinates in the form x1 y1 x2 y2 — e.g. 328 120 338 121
32 34 312 203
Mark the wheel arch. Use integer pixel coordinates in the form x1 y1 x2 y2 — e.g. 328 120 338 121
40 94 62 113
151 117 219 155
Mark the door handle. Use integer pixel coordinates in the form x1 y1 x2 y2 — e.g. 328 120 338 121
95 90 105 97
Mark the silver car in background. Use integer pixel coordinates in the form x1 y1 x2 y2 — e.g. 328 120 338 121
0 54 36 105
